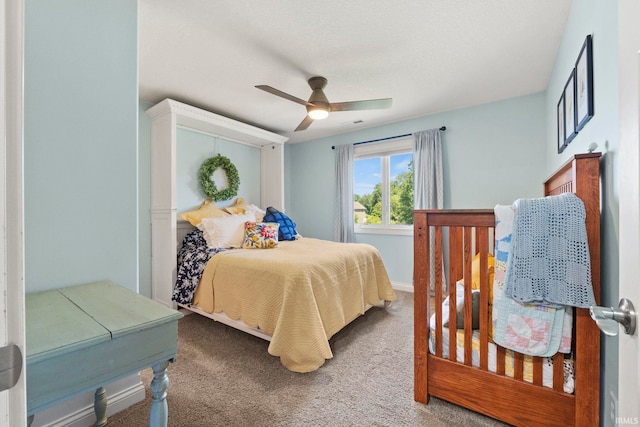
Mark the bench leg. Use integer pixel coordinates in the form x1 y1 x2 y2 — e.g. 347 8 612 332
94 386 108 427
150 360 170 427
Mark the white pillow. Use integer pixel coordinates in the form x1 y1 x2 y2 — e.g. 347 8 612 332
222 198 266 222
244 204 266 223
198 212 256 249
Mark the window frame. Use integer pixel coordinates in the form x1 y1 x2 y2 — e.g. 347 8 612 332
353 136 414 236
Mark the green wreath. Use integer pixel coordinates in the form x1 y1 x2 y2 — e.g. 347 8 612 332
199 154 240 201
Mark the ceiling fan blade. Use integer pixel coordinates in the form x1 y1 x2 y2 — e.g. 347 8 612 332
255 85 313 107
330 98 393 112
294 115 314 132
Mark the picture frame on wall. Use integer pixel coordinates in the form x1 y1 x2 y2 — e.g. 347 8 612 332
563 69 577 146
575 34 594 131
557 93 566 153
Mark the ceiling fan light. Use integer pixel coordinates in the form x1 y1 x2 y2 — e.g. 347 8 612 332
308 108 329 120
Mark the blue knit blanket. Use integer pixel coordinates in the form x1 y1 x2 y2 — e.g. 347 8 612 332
504 192 596 308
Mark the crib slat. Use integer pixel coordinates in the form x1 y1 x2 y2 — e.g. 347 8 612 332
450 227 463 291
514 351 524 381
448 250 457 361
533 357 543 386
496 345 506 375
463 228 473 287
434 226 444 296
434 226 443 358
553 353 565 392
463 227 473 366
448 227 461 362
477 228 489 371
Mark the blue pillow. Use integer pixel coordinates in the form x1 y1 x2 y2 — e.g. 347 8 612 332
263 207 298 241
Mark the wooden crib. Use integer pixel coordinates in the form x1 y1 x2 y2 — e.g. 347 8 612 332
413 153 601 427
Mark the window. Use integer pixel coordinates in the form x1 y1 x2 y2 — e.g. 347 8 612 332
353 137 413 235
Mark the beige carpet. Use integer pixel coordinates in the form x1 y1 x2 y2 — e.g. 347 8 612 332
108 291 509 427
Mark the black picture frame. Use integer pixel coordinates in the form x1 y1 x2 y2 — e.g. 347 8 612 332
557 93 566 153
575 35 594 131
563 69 577 146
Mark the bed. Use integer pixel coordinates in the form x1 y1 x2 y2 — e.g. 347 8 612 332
146 99 396 374
413 152 601 426
173 214 396 373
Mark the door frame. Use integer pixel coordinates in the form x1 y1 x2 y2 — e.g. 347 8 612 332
2 0 639 425
617 0 640 421
1 0 27 425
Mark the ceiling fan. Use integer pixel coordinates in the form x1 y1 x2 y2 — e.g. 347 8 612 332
255 76 392 131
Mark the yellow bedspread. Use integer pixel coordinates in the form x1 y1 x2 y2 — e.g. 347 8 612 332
192 237 396 372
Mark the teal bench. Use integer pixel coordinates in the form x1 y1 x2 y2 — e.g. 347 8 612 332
26 281 183 426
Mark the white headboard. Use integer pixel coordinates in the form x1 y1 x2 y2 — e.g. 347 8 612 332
146 99 288 307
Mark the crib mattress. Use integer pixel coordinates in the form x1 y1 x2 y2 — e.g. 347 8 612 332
429 328 574 393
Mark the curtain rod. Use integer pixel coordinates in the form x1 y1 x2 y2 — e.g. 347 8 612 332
331 126 446 149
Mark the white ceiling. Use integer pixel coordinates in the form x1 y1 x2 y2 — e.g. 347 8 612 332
139 0 572 144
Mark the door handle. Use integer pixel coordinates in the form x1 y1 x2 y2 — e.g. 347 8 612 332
589 298 637 336
0 344 23 392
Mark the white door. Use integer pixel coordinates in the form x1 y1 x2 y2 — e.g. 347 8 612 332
0 0 27 425
618 0 640 422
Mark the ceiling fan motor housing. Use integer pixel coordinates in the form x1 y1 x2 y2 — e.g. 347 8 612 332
307 77 330 113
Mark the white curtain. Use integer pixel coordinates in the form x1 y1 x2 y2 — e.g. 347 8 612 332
334 144 355 242
413 128 443 210
413 128 444 291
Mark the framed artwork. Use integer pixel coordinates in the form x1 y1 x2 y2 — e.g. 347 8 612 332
575 35 594 131
563 70 577 146
557 93 566 153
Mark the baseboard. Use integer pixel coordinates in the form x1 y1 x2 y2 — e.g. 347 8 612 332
31 374 146 427
391 281 413 293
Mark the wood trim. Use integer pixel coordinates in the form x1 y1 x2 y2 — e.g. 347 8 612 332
561 154 601 427
3 0 27 422
413 211 429 403
428 356 575 427
414 209 494 227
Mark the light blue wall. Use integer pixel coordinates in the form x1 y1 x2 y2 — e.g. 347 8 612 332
286 93 546 285
175 129 261 213
24 0 139 293
544 0 619 422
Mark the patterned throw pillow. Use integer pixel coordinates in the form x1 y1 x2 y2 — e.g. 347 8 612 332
243 222 279 249
262 207 298 241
